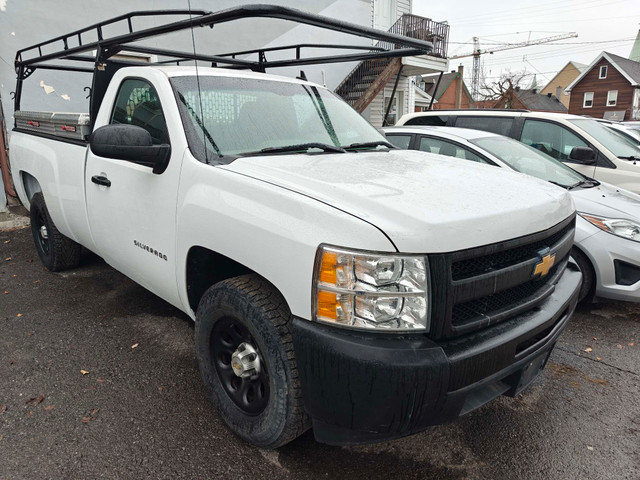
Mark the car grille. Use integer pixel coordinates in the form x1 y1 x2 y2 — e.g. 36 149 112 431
428 215 575 340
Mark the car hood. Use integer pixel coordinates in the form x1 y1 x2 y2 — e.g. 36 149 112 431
570 181 640 220
223 150 574 253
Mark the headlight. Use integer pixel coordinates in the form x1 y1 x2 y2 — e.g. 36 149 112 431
580 213 640 243
313 245 429 331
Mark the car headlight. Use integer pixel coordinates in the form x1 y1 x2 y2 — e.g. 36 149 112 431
313 245 430 331
579 213 640 243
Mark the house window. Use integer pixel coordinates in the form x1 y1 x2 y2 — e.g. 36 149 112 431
583 92 594 108
607 90 618 106
599 66 608 79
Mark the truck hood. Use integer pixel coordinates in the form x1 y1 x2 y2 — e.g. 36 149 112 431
222 150 574 253
570 181 640 220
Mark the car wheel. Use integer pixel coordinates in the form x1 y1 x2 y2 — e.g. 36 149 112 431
195 274 309 449
29 192 82 271
571 247 595 303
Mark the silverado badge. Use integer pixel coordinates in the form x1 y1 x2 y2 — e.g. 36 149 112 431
533 248 556 277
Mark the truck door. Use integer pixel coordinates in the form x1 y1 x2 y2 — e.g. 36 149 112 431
85 77 182 308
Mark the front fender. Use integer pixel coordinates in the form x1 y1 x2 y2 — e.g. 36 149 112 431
175 155 396 320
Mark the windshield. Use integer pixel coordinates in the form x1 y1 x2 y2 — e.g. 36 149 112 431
170 75 386 161
470 135 586 187
608 125 640 143
569 119 640 158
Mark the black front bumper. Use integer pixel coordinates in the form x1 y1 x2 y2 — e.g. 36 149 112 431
292 259 582 446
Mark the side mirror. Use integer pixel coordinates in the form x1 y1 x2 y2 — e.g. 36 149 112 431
568 146 596 165
89 124 171 174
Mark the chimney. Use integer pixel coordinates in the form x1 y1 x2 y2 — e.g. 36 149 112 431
556 86 563 98
515 86 520 92
532 88 537 94
455 64 464 108
547 92 552 98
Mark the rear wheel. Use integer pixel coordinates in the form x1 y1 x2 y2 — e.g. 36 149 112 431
29 192 81 271
195 274 309 448
571 247 595 303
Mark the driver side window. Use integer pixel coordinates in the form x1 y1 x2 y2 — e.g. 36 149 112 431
520 120 587 161
111 79 169 145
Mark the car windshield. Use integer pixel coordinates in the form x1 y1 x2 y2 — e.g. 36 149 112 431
170 75 386 161
608 125 640 143
569 119 640 158
470 135 586 187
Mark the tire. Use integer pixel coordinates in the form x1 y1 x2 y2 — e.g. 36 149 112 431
29 192 82 271
571 247 595 303
195 274 309 449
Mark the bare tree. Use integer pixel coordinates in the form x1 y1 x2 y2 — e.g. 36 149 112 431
479 69 532 107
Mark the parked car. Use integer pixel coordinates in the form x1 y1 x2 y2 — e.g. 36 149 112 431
10 7 582 448
384 126 640 304
396 110 640 194
595 119 640 144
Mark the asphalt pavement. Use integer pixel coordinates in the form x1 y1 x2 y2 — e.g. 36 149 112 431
1 226 639 480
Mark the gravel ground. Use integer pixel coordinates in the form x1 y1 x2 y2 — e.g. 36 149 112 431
1 226 639 480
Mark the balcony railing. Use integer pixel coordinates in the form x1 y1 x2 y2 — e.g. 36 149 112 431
335 14 449 106
384 14 449 59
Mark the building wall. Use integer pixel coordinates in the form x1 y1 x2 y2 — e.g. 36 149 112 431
368 74 411 126
0 0 370 126
568 58 636 120
432 75 472 109
366 0 413 126
540 63 582 108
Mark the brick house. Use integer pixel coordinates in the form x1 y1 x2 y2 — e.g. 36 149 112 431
493 87 567 112
418 67 473 110
565 51 640 121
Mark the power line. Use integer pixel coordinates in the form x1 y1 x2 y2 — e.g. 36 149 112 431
451 0 634 25
448 37 635 46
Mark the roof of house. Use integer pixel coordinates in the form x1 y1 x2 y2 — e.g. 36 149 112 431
421 71 473 101
414 85 436 106
570 61 588 72
565 51 640 92
512 88 568 112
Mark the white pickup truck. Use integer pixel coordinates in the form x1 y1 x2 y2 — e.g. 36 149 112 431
10 7 582 448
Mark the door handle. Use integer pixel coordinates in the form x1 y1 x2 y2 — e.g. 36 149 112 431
91 175 111 187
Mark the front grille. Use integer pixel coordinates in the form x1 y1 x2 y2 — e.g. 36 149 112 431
452 258 565 326
428 215 575 340
451 222 573 281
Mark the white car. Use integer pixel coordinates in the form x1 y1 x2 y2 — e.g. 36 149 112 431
396 110 640 194
385 126 640 303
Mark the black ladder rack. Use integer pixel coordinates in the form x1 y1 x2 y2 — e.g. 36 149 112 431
13 4 434 124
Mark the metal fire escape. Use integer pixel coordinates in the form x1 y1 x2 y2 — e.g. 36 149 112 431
335 14 449 114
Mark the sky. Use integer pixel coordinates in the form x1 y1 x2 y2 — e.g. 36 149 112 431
413 0 640 89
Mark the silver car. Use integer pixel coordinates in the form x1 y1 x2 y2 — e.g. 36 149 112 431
384 125 640 303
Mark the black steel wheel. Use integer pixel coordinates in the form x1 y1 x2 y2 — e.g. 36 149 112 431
29 192 81 271
211 316 270 415
195 274 309 448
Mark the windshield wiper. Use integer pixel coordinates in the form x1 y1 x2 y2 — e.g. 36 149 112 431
618 155 640 162
568 179 600 190
242 143 347 156
548 180 570 189
343 140 396 151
